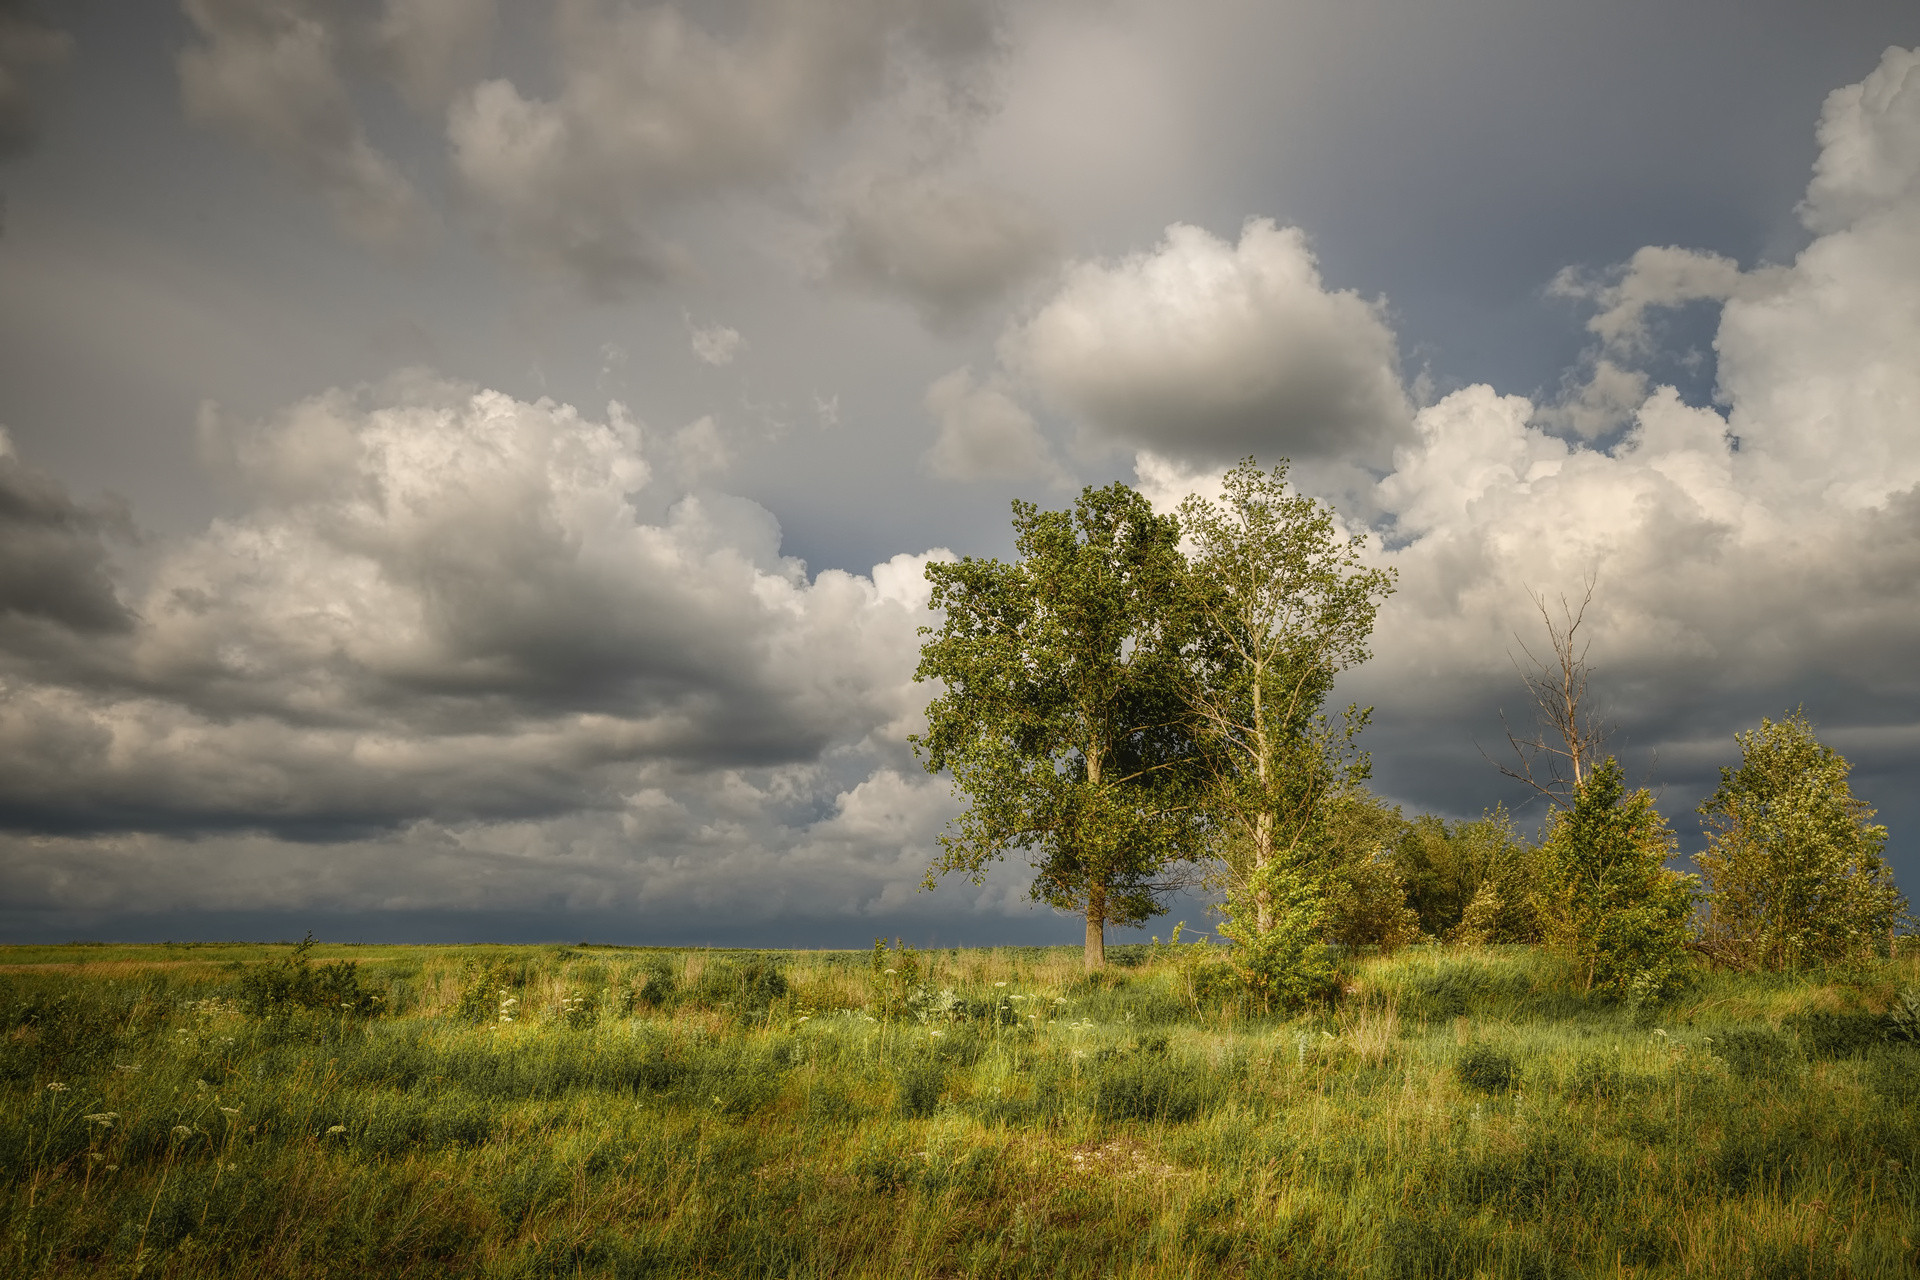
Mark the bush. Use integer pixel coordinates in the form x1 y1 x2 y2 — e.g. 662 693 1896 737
1455 1045 1518 1094
237 934 380 1017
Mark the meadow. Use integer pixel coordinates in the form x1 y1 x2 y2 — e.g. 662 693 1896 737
2 938 1917 1278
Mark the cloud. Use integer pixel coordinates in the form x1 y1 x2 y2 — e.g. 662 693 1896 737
1549 245 1746 355
1340 46 1920 823
0 430 132 639
0 1 70 160
179 0 432 246
1010 219 1413 468
923 365 1061 483
823 173 1057 327
371 0 496 112
1801 45 1920 236
0 375 951 843
689 322 743 366
447 0 1010 295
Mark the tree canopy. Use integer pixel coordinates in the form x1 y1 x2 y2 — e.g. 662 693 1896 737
1696 710 1908 971
913 483 1203 970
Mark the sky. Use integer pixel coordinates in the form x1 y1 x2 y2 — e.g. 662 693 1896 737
0 0 1917 947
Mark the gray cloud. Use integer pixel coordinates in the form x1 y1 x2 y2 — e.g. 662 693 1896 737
370 0 496 112
0 432 131 638
0 1 70 160
448 0 1011 296
1011 219 1414 468
922 365 1061 483
0 375 950 844
823 173 1057 328
178 0 432 246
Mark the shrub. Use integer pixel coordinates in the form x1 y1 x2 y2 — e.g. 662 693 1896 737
895 1058 945 1117
1455 1045 1518 1094
237 934 380 1017
1535 759 1696 1002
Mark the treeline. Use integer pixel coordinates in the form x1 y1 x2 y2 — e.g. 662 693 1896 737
914 461 1910 1009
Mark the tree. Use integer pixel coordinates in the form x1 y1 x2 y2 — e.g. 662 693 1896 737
1535 757 1696 1002
1392 806 1541 944
1176 461 1394 990
1497 579 1608 806
914 483 1202 971
1695 710 1908 972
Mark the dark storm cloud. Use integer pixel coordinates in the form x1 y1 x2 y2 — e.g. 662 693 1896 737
0 439 131 636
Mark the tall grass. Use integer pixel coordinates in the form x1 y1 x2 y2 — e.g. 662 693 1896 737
1 940 1916 1277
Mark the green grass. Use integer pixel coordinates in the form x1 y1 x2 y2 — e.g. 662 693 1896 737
2 941 1917 1278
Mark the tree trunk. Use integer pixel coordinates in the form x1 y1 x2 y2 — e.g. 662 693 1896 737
1085 884 1106 971
1252 680 1273 933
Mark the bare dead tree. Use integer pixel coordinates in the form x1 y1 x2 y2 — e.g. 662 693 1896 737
1493 577 1610 806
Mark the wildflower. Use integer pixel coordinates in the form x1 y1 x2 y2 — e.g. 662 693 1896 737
326 1125 347 1135
46 1082 68 1093
171 1125 194 1139
220 1106 241 1116
1054 997 1067 1005
883 968 897 975
83 1112 117 1127
930 1030 944 1038
993 981 1008 988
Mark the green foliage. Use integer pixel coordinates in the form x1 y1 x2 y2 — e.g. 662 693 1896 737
1696 710 1910 971
1177 459 1396 983
1392 807 1541 943
915 483 1204 967
236 934 380 1018
1316 788 1422 950
1535 758 1696 1002
1219 858 1336 1013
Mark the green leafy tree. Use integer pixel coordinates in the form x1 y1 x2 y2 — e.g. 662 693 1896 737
1696 711 1908 971
1175 460 1395 995
914 483 1202 971
1316 788 1422 951
1536 757 1696 1000
1392 806 1541 944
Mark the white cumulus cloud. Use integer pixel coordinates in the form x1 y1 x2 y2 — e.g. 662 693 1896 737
1011 219 1413 469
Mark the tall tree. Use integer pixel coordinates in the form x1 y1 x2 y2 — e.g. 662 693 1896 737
1696 710 1908 971
1177 460 1395 941
914 483 1201 970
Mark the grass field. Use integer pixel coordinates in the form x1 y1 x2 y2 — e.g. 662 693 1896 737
3 938 1917 1278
